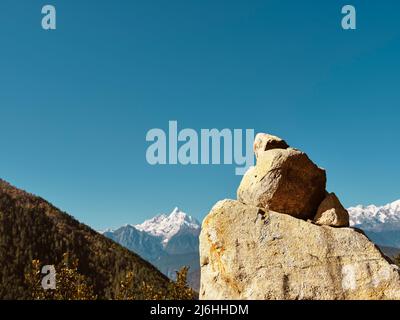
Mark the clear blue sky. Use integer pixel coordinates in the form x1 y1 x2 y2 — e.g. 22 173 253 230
0 0 399 230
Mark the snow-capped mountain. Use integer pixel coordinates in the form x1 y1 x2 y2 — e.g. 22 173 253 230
102 208 201 289
135 207 200 251
348 200 400 248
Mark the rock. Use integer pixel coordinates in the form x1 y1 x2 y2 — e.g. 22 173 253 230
253 133 289 159
314 193 350 227
237 148 326 220
199 199 400 300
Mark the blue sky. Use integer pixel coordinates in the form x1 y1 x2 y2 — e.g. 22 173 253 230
0 0 399 230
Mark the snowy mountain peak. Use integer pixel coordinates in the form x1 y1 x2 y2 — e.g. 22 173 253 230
348 199 400 231
103 207 201 286
388 200 400 210
135 208 200 244
347 199 400 248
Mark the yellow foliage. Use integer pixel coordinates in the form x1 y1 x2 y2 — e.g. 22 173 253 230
24 253 97 300
166 266 196 300
117 266 196 300
25 253 196 300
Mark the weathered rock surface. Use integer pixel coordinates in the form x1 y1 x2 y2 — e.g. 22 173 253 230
237 148 326 219
314 193 350 227
201 133 400 300
253 133 289 159
200 200 400 300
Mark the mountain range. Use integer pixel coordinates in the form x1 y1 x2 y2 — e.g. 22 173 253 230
103 208 201 290
348 199 400 248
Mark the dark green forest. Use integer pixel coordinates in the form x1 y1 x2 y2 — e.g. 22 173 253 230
0 179 175 299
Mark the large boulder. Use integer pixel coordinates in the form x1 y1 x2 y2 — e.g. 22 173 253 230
199 200 400 300
237 148 326 220
314 193 350 227
253 133 289 159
